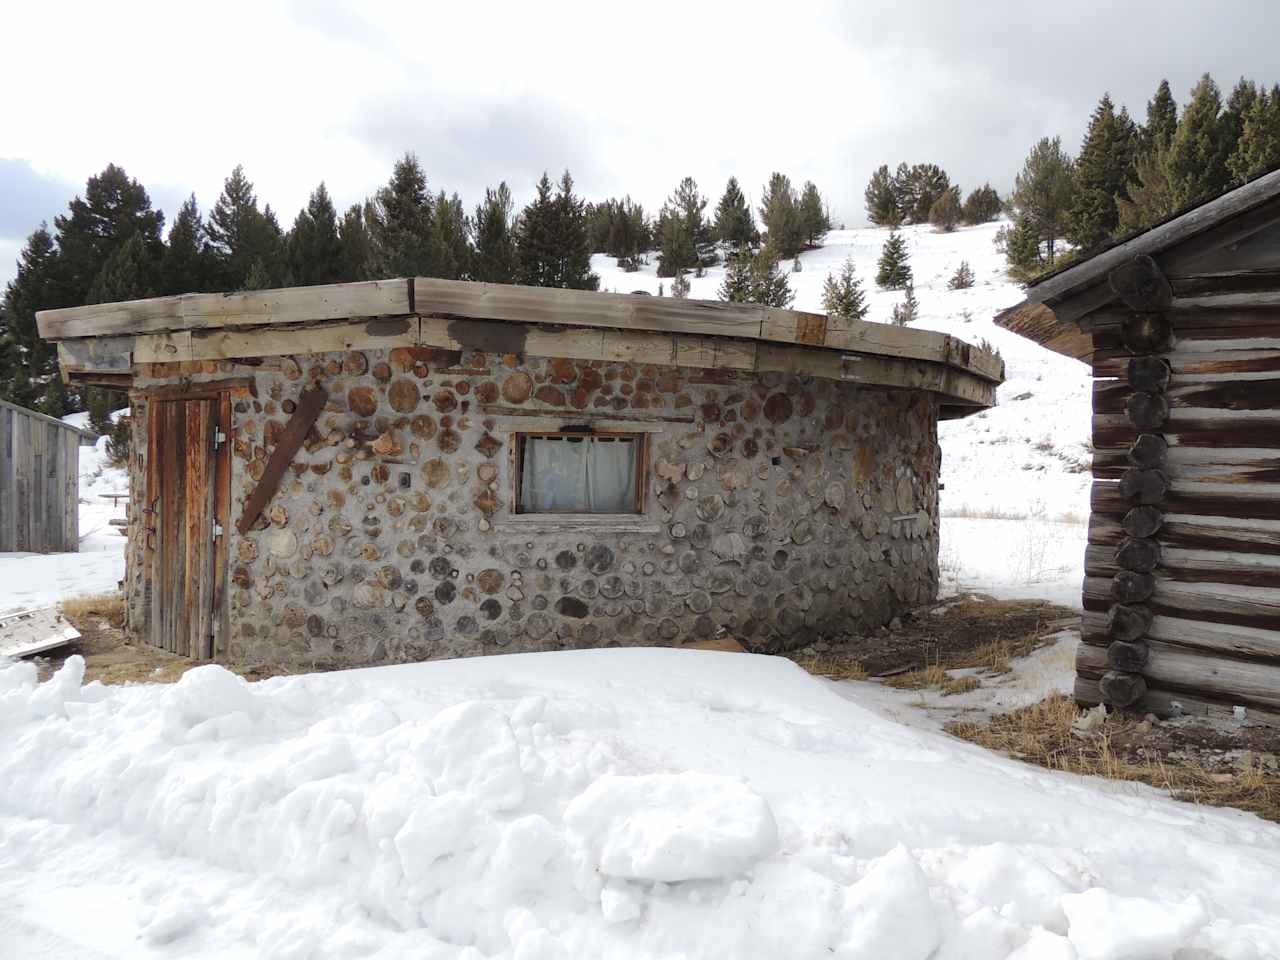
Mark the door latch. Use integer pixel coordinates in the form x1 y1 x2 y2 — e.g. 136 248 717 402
213 428 227 450
211 522 224 541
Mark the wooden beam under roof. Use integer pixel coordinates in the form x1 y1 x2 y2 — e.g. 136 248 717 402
37 276 1004 385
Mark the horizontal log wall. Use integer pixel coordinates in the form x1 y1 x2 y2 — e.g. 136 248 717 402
1082 282 1280 721
0 400 81 554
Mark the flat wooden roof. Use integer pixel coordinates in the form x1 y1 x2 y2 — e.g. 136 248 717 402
36 276 1004 414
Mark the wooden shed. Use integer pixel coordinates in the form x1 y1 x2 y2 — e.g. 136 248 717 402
997 167 1280 724
36 278 1001 666
0 398 92 554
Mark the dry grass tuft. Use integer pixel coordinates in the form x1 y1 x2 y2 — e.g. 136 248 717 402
941 676 981 697
796 655 868 681
948 696 1280 823
61 593 126 629
884 663 949 690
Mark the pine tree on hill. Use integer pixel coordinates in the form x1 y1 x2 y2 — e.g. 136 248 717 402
717 250 754 303
208 165 285 290
658 177 714 274
87 232 153 304
434 191 472 280
713 177 757 252
671 269 691 299
821 257 868 320
890 283 918 326
798 181 830 248
864 164 900 226
656 207 695 278
905 164 951 224
53 164 165 302
759 172 803 258
516 171 598 290
1229 84 1280 183
890 163 915 222
961 184 1001 224
365 153 439 280
160 195 215 294
1167 74 1232 208
876 230 912 289
1141 79 1179 155
948 261 975 290
1007 136 1076 268
472 182 518 284
1221 78 1260 179
1066 93 1138 249
928 186 962 232
748 252 794 308
286 183 344 287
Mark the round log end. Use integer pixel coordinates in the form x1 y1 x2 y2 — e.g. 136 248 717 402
1121 313 1172 355
1126 391 1170 431
1107 602 1152 641
1127 434 1168 471
1127 356 1171 393
1111 570 1156 604
1107 640 1150 672
1121 505 1164 539
1115 537 1161 573
1099 669 1148 709
1119 468 1169 506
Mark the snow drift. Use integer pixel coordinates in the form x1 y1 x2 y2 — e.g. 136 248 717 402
2 648 1278 959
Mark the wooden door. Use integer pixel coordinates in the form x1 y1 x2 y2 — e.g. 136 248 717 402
143 394 231 658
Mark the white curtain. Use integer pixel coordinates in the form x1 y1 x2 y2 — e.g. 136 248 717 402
521 436 636 513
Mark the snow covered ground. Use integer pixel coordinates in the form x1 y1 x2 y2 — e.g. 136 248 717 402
3 647 1279 959
0 429 128 615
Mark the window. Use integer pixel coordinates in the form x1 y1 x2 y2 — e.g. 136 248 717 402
515 433 644 515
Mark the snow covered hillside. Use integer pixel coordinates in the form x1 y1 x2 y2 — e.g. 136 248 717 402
594 221 1094 523
3 648 1278 959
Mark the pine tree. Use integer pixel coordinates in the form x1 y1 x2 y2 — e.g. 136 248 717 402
1221 78 1260 177
748 252 794 308
160 195 214 294
890 163 915 223
904 164 951 224
876 230 912 289
434 191 472 280
0 225 66 409
207 165 284 289
657 177 714 274
472 182 518 283
332 204 370 282
656 206 695 278
286 183 344 286
890 283 918 326
864 164 900 226
87 233 153 304
995 219 1047 277
928 186 962 231
713 177 756 251
1007 136 1076 267
1167 74 1232 208
365 153 438 279
1066 94 1138 249
821 257 868 320
758 172 803 258
671 269 691 299
516 171 598 290
1229 84 1280 183
961 184 1001 224
1140 79 1179 155
53 164 165 302
602 196 648 269
798 181 829 247
717 250 754 303
947 261 975 290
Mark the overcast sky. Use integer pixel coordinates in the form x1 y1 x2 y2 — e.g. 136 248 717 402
3 0 1278 289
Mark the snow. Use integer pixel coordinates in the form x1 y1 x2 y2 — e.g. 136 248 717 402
0 430 128 614
2 648 1280 959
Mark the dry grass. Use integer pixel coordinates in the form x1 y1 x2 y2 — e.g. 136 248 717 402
60 593 125 628
941 676 981 697
796 655 868 681
948 696 1280 823
884 663 948 690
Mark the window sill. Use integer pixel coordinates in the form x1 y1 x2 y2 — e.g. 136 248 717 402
492 514 662 535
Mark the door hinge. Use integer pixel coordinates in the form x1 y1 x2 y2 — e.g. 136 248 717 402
211 522 224 541
213 428 227 450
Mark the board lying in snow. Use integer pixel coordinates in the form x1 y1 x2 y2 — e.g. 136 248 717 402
0 607 80 658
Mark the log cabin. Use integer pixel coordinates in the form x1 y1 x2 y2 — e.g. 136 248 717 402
998 167 1280 724
36 278 1001 668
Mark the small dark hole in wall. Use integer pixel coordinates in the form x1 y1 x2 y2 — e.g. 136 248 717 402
399 472 411 489
361 475 370 486
770 456 781 466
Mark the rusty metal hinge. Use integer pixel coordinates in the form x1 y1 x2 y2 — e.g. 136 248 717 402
213 428 227 450
211 522 224 541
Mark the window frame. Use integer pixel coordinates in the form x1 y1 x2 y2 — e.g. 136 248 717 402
510 430 649 517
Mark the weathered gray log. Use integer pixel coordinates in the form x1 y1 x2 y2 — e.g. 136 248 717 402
1109 254 1173 312
1107 602 1152 641
1107 640 1150 672
1126 391 1169 430
1119 468 1168 504
1127 356 1171 393
1099 670 1148 708
1121 504 1164 539
1111 570 1156 604
1121 313 1173 354
1127 434 1168 471
1115 537 1161 573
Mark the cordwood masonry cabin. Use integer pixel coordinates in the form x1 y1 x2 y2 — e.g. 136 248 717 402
998 167 1280 725
37 279 1002 667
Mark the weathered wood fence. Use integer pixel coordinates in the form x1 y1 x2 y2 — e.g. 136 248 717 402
0 398 88 553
